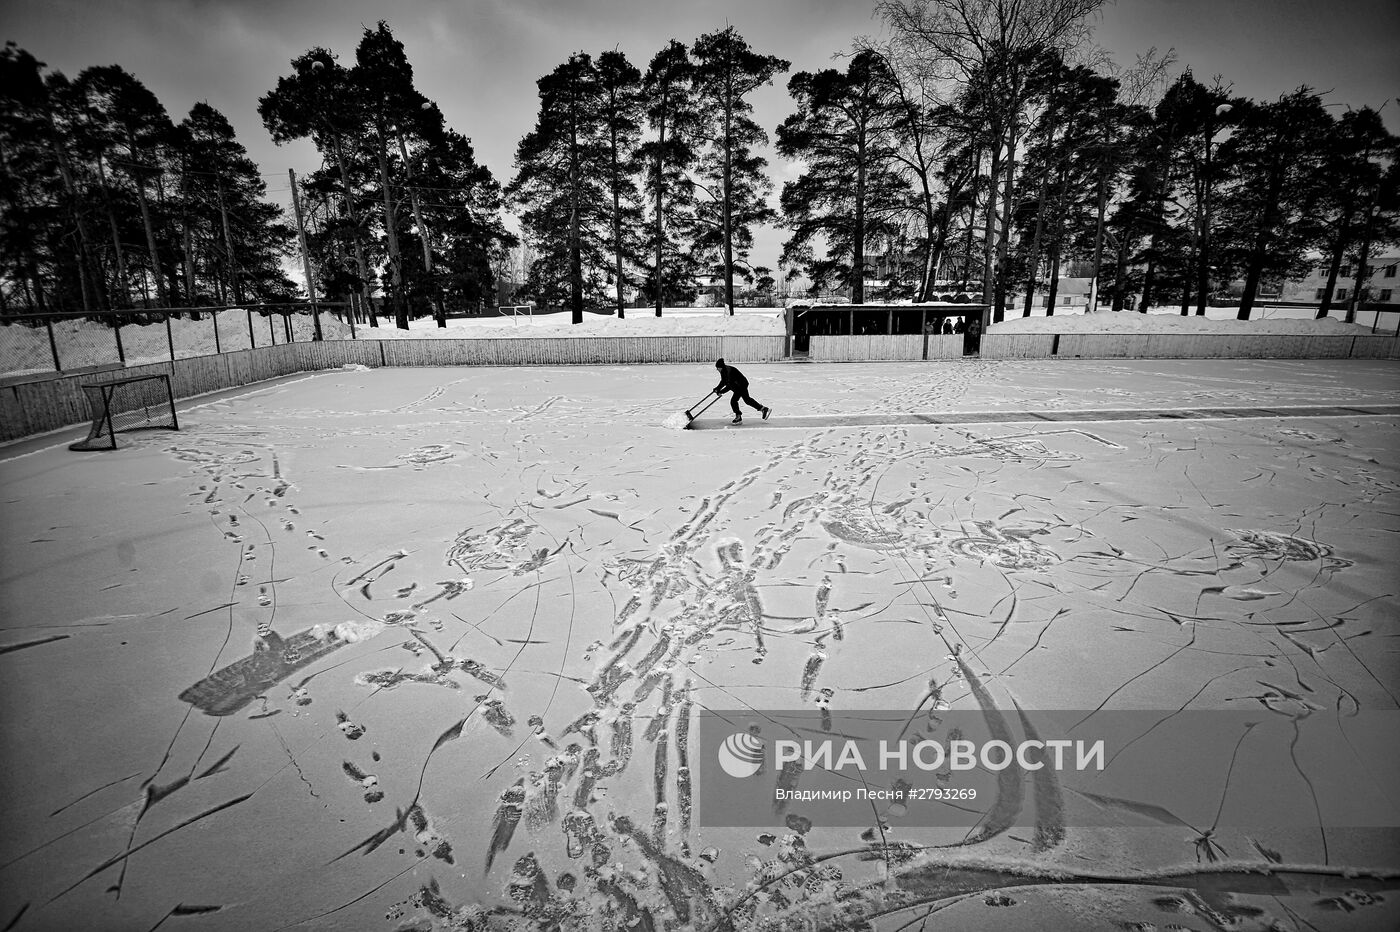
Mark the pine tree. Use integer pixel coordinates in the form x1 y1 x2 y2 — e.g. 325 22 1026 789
0 44 73 312
691 27 788 313
76 65 176 306
639 41 702 315
1312 108 1398 318
412 125 515 315
174 103 294 304
596 50 644 318
507 53 611 323
1215 89 1332 319
352 22 425 329
260 49 379 324
778 50 907 305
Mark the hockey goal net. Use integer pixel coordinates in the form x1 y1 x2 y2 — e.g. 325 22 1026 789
69 374 179 451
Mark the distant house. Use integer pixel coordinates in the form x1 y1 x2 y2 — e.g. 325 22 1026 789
1280 255 1400 306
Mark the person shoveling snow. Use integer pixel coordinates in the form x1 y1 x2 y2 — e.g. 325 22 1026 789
712 358 771 425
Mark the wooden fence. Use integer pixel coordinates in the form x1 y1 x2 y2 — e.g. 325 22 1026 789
979 332 1400 361
4 331 1395 444
1 335 784 443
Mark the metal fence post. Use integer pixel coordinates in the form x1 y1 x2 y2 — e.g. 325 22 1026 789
166 311 176 361
269 313 276 346
247 307 255 348
46 317 61 372
112 313 125 364
212 308 221 354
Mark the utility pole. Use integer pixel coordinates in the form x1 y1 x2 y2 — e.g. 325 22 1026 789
289 168 323 340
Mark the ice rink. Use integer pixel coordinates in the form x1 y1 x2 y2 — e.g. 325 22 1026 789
2 357 1398 931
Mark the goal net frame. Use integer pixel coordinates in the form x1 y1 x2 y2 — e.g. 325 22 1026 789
69 374 180 451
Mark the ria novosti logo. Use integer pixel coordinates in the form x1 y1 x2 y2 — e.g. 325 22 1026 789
717 731 765 778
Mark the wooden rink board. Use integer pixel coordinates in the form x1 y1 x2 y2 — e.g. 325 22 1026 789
1 331 1394 443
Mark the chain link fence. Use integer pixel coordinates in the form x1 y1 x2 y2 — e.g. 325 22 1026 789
0 304 353 380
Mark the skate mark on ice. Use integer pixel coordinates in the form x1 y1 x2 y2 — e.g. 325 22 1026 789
0 634 71 655
139 903 227 931
610 814 716 925
408 803 454 863
954 655 1023 845
484 778 526 873
652 726 669 844
1011 701 1064 852
193 745 240 780
47 771 143 817
45 793 255 905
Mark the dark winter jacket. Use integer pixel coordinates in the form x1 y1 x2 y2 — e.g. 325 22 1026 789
714 363 749 395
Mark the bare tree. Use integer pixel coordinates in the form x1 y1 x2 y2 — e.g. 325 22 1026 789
876 0 1104 324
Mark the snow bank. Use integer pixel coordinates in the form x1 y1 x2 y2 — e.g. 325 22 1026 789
351 306 785 340
0 309 354 375
989 309 1379 335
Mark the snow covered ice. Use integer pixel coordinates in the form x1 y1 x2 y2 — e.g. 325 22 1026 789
1 357 1397 931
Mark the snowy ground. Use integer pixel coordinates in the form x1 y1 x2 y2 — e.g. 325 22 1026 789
1 358 1398 931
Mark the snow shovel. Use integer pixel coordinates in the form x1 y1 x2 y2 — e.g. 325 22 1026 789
684 390 723 428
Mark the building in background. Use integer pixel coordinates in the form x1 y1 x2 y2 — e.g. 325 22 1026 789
1280 255 1400 307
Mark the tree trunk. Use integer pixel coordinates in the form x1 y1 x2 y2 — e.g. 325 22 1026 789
96 158 131 308
1182 222 1198 315
1238 159 1286 320
1317 220 1351 318
43 106 104 313
216 179 242 305
721 81 735 315
568 90 584 325
1110 229 1131 311
128 139 167 307
1139 257 1156 312
653 87 668 317
182 218 196 303
610 118 625 318
852 129 867 305
992 117 1018 322
1194 153 1212 315
395 131 438 327
374 118 407 329
1089 172 1107 313
926 199 954 303
330 134 376 327
1022 172 1049 318
918 186 941 302
1347 199 1377 325
1044 245 1061 316
981 134 1000 311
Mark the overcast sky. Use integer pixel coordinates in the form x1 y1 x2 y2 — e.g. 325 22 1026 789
6 0 1399 276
